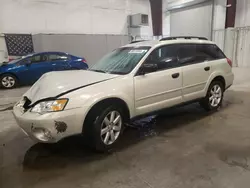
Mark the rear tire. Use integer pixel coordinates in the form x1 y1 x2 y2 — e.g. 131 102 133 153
83 104 125 152
0 74 17 89
200 81 224 111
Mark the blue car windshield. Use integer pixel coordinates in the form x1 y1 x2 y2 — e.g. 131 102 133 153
8 54 34 64
89 47 150 75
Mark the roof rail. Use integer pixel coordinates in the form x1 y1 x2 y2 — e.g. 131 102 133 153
130 40 147 44
160 36 208 41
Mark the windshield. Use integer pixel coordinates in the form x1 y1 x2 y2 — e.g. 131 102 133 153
8 54 34 64
89 47 150 74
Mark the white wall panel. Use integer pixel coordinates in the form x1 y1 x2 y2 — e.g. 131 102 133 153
91 8 127 34
212 29 225 51
235 0 250 27
1 0 152 35
213 0 227 30
0 36 8 63
162 0 170 36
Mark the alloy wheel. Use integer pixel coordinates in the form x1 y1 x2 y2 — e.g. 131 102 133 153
209 84 222 107
100 110 122 145
1 76 15 88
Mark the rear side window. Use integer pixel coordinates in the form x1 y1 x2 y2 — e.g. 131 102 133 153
48 54 68 61
178 44 226 65
201 44 226 59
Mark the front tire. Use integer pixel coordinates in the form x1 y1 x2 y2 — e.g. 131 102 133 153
84 105 125 152
200 81 224 111
0 74 17 89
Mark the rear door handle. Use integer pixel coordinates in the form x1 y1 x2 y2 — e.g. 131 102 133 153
172 73 180 79
204 67 210 71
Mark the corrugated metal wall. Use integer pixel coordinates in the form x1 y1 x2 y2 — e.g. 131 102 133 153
233 27 250 68
213 27 250 68
212 29 225 51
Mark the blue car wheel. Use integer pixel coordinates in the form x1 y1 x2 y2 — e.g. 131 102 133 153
0 74 18 89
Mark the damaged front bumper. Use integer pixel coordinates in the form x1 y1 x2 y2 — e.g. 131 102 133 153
13 105 85 143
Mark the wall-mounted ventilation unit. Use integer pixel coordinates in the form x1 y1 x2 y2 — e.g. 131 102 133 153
129 14 149 27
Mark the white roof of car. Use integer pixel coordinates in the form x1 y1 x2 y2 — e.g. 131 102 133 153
124 38 215 48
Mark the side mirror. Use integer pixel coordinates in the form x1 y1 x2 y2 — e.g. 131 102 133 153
139 63 158 75
25 59 32 66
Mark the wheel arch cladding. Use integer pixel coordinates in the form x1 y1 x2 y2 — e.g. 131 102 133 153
0 72 19 80
211 76 226 89
83 97 130 131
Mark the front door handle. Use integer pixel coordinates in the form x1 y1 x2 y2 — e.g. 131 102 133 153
172 73 180 79
204 66 210 71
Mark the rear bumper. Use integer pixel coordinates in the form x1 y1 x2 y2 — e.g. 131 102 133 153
13 105 85 143
225 72 234 90
225 84 232 90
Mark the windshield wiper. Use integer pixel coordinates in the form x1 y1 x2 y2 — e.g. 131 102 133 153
89 69 107 73
108 71 127 75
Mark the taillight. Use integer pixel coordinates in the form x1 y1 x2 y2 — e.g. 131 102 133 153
82 59 87 64
227 58 232 67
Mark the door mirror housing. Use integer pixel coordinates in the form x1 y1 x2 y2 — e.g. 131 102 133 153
25 59 32 66
138 63 158 75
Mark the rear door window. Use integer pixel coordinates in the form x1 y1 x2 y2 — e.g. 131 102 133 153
30 55 41 63
178 44 198 65
48 54 68 61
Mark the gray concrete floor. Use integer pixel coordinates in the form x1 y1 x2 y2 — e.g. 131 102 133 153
1 68 250 188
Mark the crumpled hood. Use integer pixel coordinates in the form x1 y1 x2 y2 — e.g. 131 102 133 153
24 70 119 103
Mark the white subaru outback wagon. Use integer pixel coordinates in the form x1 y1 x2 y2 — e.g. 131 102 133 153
13 36 234 151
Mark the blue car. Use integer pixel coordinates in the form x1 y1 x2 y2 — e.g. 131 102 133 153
0 52 88 89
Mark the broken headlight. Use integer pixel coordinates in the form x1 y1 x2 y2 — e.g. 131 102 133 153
30 99 68 113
